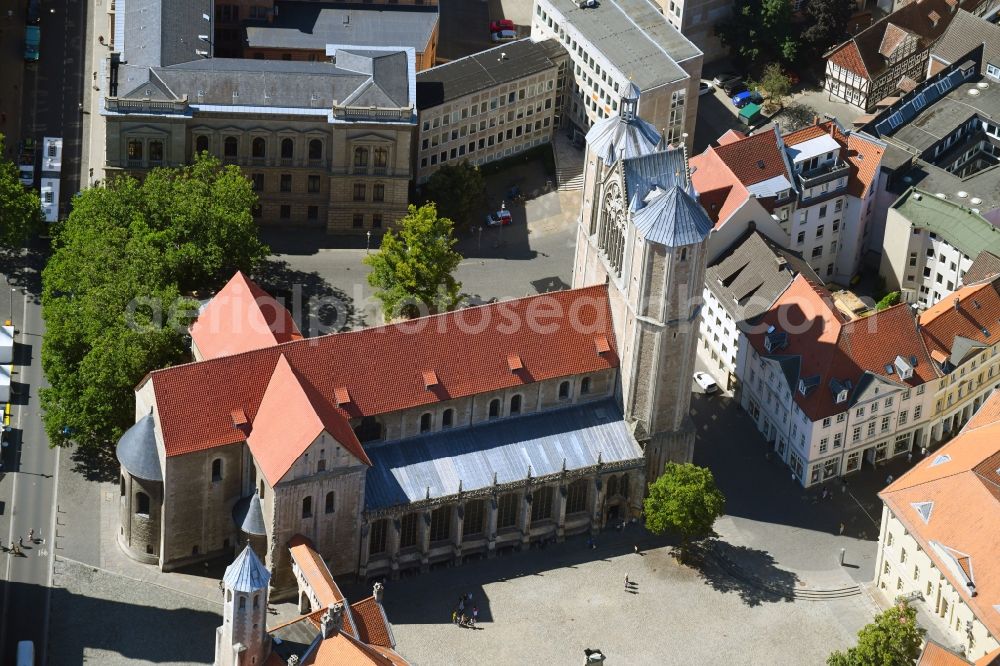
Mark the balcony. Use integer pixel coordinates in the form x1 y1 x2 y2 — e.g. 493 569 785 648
798 159 850 191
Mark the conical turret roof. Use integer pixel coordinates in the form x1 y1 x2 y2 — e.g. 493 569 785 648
223 545 270 593
116 414 162 482
232 492 267 536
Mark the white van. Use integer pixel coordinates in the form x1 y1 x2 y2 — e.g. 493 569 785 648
17 640 34 666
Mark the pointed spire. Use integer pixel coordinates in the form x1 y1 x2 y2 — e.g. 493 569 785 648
223 545 270 593
620 80 641 122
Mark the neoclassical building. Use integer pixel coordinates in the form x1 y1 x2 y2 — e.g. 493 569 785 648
116 86 714 594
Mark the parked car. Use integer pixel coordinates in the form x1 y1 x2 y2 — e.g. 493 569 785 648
721 78 746 96
490 29 517 42
731 90 763 108
694 372 719 394
485 209 512 226
699 80 714 96
23 25 39 62
712 71 741 87
489 19 515 33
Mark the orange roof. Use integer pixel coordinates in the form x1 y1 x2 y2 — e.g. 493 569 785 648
919 280 1000 361
711 126 790 188
716 129 746 146
288 535 345 609
350 596 392 648
248 355 370 485
304 631 408 665
746 275 936 420
881 390 1000 638
689 148 754 228
976 647 1000 665
783 120 885 199
150 286 618 459
190 272 302 361
919 641 973 666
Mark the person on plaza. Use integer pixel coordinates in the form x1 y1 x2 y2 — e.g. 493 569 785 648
838 522 845 535
624 573 630 590
458 598 465 614
28 529 34 543
459 613 467 627
451 610 457 625
472 606 478 627
921 446 928 456
18 536 22 548
633 544 640 555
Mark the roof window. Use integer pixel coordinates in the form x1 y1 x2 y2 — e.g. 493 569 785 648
910 501 933 524
764 331 788 353
334 386 351 406
422 370 439 389
507 354 524 372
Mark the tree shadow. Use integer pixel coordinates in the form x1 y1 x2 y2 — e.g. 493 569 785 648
253 259 365 334
70 442 119 482
687 538 799 607
771 103 822 132
0 245 46 296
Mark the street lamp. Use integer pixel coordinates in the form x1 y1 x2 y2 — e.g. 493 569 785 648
366 230 371 254
8 288 14 328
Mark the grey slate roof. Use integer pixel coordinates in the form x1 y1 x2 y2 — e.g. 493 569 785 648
223 545 270 593
542 0 699 90
120 51 411 109
623 148 687 208
120 0 213 70
245 1 438 53
964 251 1000 284
632 186 713 247
416 39 561 109
930 10 1000 70
232 492 267 536
116 414 162 482
363 400 642 511
705 231 822 324
586 111 662 165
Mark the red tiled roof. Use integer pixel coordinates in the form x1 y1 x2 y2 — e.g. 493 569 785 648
828 41 870 78
350 596 392 648
305 631 408 665
881 389 1000 639
716 129 747 146
919 280 1000 359
248 355 370 485
689 148 756 228
711 127 790 187
919 641 973 666
746 275 936 420
783 121 885 199
288 535 346 608
190 271 302 361
151 285 618 458
879 23 912 57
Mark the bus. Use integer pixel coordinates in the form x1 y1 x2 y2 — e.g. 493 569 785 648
16 640 35 665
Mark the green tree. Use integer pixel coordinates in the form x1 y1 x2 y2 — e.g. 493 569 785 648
759 63 793 112
827 604 925 666
364 203 463 319
876 291 901 311
716 0 797 63
0 134 43 248
40 154 266 462
803 0 853 55
643 462 725 555
422 161 486 231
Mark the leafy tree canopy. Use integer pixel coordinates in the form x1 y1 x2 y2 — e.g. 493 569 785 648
422 161 486 231
759 63 793 112
717 0 797 63
803 0 853 55
364 203 463 319
643 462 726 548
0 134 43 248
827 604 925 666
876 291 901 311
41 154 267 461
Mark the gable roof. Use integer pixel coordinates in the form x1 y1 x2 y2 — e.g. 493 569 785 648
248 355 370 485
964 251 1000 285
919 278 1000 364
930 9 1000 70
918 640 974 665
746 275 936 420
150 285 618 460
191 272 302 361
826 0 990 82
881 389 1000 639
711 126 791 188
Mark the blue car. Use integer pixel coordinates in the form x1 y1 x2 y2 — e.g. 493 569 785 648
731 90 763 108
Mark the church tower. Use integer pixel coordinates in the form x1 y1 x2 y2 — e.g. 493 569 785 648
215 545 271 666
572 83 712 482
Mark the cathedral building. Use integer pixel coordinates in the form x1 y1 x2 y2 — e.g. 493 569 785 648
115 86 713 595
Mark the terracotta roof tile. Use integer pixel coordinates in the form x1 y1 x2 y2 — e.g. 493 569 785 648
828 41 870 78
689 148 755 228
151 285 618 458
747 276 936 421
190 271 302 361
881 390 1000 638
711 127 790 187
919 280 1000 360
919 640 973 666
288 535 345 609
964 251 1000 285
975 647 1000 665
879 23 912 57
716 129 747 146
350 596 392 648
305 631 408 665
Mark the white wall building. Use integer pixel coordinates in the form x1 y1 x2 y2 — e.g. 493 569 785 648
531 0 702 149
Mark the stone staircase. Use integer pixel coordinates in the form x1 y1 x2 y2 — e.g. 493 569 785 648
552 133 585 191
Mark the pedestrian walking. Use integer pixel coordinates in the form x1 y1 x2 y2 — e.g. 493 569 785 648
885 474 893 484
28 529 34 543
921 446 928 457
624 573 629 590
472 606 478 626
633 544 640 555
838 522 845 535
458 599 465 613
907 452 913 463
18 536 22 548
451 610 457 625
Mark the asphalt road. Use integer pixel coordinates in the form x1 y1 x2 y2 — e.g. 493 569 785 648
19 0 87 215
0 276 55 665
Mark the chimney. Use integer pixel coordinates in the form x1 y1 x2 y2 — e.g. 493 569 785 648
373 581 384 604
830 124 836 137
954 297 960 311
813 115 820 125
287 657 300 666
320 602 345 638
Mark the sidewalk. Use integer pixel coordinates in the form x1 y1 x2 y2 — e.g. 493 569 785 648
79 0 109 191
0 6 27 159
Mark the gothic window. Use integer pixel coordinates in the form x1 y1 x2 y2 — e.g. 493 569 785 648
598 180 627 277
429 506 452 542
566 478 589 514
531 486 553 521
369 519 388 555
620 473 630 498
211 458 222 482
120 475 126 496
253 594 259 609
463 499 485 536
497 493 519 529
559 381 571 400
302 496 312 518
399 513 419 549
325 491 335 514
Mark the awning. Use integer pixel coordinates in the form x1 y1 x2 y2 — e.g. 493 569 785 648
364 400 642 511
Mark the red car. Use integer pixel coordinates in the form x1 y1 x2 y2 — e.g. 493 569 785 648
489 19 515 33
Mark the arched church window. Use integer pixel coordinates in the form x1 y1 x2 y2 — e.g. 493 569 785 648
325 491 335 514
581 377 592 394
136 491 150 515
211 458 222 482
558 381 571 400
239 596 246 610
598 180 626 277
680 248 688 262
488 398 500 419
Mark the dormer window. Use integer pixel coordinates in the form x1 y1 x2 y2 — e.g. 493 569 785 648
894 355 914 380
764 331 788 353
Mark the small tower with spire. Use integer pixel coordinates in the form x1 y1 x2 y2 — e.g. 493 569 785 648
620 81 641 122
215 545 271 666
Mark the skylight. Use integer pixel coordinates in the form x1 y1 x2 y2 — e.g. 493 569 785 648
931 454 951 467
910 501 933 524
